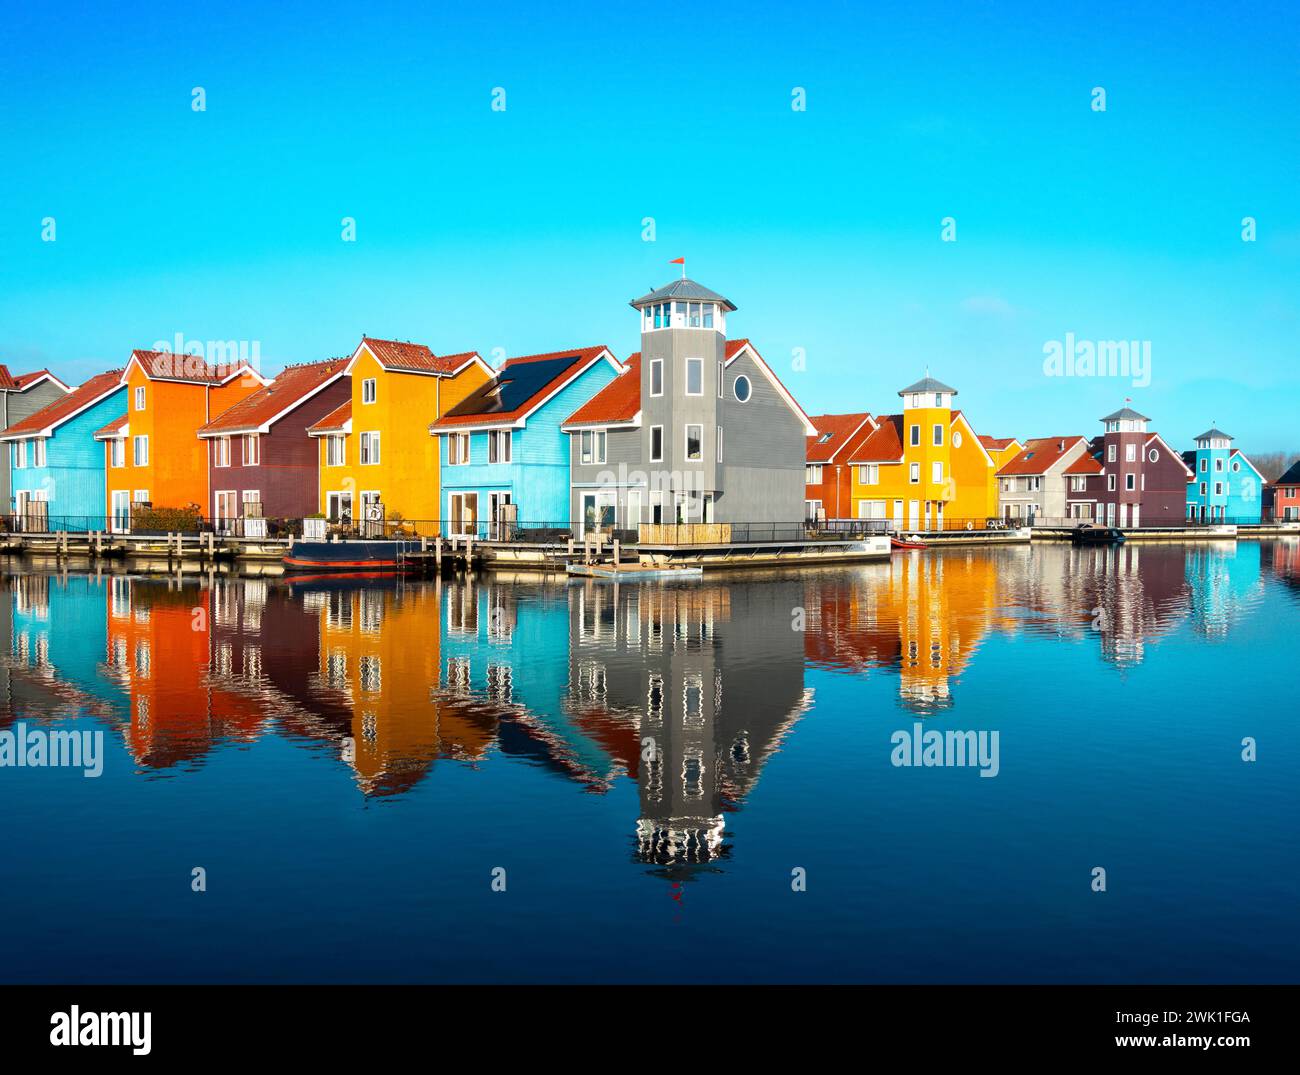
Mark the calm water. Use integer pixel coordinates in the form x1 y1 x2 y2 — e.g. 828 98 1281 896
2 541 1297 984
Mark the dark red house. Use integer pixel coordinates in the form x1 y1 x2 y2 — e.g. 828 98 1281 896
1064 405 1192 527
197 358 349 529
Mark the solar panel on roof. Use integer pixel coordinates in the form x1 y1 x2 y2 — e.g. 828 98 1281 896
443 354 582 418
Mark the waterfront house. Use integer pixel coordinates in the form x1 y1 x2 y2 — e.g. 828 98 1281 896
94 350 267 532
1063 406 1192 526
196 358 350 531
980 435 1024 473
0 365 71 518
804 413 877 522
306 337 492 530
430 346 623 537
846 376 1002 531
562 278 815 536
995 435 1091 524
1 369 125 530
1268 460 1300 522
1181 426 1264 523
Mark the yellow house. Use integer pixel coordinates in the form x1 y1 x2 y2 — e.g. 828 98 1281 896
979 435 1023 474
847 375 1002 530
307 336 492 531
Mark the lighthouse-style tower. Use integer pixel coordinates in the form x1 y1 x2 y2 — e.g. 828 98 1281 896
628 278 737 521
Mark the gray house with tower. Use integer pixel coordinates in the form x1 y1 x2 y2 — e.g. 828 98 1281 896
562 278 815 536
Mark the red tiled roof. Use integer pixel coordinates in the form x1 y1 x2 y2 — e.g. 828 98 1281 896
0 364 68 392
1064 451 1103 475
806 413 873 463
848 414 905 464
198 359 347 435
94 413 129 440
1 369 124 438
432 346 613 429
979 434 1020 451
997 436 1087 477
724 338 749 361
308 399 351 434
358 337 480 375
127 349 257 384
565 353 642 426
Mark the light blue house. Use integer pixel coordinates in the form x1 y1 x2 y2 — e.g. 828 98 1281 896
1182 426 1264 524
431 346 622 536
1 368 126 531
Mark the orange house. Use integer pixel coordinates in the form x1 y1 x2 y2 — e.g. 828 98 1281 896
95 350 266 530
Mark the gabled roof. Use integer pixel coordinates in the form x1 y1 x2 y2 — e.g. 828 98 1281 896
1063 450 1103 475
1101 405 1149 422
997 436 1086 477
0 365 71 393
564 354 642 428
0 369 125 440
1146 432 1194 476
1194 426 1233 441
1274 460 1300 486
806 413 875 463
629 278 737 312
847 414 905 464
307 399 351 436
93 414 129 441
899 375 958 396
197 359 349 437
979 435 1020 452
725 339 817 436
347 336 490 378
431 346 620 431
122 349 267 387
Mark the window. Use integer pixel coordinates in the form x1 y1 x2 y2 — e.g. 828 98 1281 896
580 429 607 465
488 430 512 463
806 464 823 484
933 424 944 446
133 490 149 503
133 435 149 466
1215 482 1224 496
953 431 963 449
1126 473 1136 491
362 378 377 404
909 462 920 484
649 425 663 462
242 489 260 506
447 432 469 465
1107 474 1117 491
717 360 724 398
1214 457 1224 472
33 438 46 467
214 437 231 467
685 424 702 461
1149 449 1159 463
12 442 26 469
1232 460 1241 473
110 439 125 468
685 357 702 395
1107 444 1117 463
1200 458 1207 472
1199 482 1207 495
733 375 752 403
1125 443 1136 462
650 359 664 397
717 425 723 462
932 461 943 484
910 425 920 447
360 431 381 465
243 434 259 466
910 394 920 408
858 463 879 485
688 302 701 328
134 386 146 411
326 435 345 466
703 303 714 328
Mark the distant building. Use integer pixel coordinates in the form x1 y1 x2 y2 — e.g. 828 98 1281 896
0 365 71 515
562 278 814 535
996 435 1091 524
1063 406 1192 527
1181 427 1264 523
803 413 876 521
1270 460 1300 522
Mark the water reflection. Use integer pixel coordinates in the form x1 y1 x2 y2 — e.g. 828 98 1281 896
0 540 1282 869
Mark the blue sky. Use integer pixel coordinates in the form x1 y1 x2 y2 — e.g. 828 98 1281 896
1 0 1297 451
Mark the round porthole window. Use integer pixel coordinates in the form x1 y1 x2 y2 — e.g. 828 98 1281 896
1148 449 1159 462
1232 460 1241 472
733 375 752 403
953 431 963 449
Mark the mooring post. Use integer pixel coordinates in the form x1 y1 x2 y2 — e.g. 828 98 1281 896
435 535 443 569
612 539 620 567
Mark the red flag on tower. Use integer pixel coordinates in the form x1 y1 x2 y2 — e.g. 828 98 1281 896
669 257 685 279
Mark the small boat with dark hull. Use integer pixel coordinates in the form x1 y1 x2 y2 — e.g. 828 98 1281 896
283 540 412 573
1071 525 1126 546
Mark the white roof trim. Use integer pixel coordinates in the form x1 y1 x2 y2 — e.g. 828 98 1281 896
1146 432 1194 476
197 367 348 437
951 411 996 468
0 380 124 441
725 342 817 436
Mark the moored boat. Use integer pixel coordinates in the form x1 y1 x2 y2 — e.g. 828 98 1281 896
1071 525 1126 546
890 535 928 550
283 540 412 572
